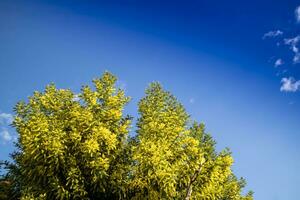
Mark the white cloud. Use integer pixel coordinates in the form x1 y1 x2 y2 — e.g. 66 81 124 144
0 113 14 125
295 6 300 22
280 77 300 92
284 36 300 63
274 58 283 67
0 112 16 144
0 129 12 142
263 30 283 39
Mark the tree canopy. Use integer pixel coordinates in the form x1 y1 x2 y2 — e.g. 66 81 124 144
1 72 253 200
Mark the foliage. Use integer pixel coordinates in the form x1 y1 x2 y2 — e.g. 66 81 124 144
11 72 131 199
2 72 253 199
130 83 252 200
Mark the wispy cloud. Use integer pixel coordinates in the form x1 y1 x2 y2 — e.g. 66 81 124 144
280 77 300 92
0 129 12 142
295 6 300 23
263 30 283 39
284 36 300 63
263 5 300 93
0 112 15 144
274 58 284 67
0 113 13 125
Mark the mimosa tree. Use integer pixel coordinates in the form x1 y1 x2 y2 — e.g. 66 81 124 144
3 72 253 200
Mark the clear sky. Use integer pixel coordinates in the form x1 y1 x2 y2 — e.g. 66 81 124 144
0 1 300 199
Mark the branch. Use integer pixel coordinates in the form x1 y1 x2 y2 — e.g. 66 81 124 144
184 163 203 200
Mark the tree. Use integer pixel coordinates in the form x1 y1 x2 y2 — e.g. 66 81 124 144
130 83 253 200
12 72 131 199
0 160 21 200
0 161 12 200
5 72 253 199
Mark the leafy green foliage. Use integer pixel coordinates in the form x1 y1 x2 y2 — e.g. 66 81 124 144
3 72 253 199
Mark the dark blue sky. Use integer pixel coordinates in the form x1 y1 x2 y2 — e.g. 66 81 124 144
1 1 300 199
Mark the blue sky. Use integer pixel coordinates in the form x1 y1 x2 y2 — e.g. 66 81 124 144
0 0 300 199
